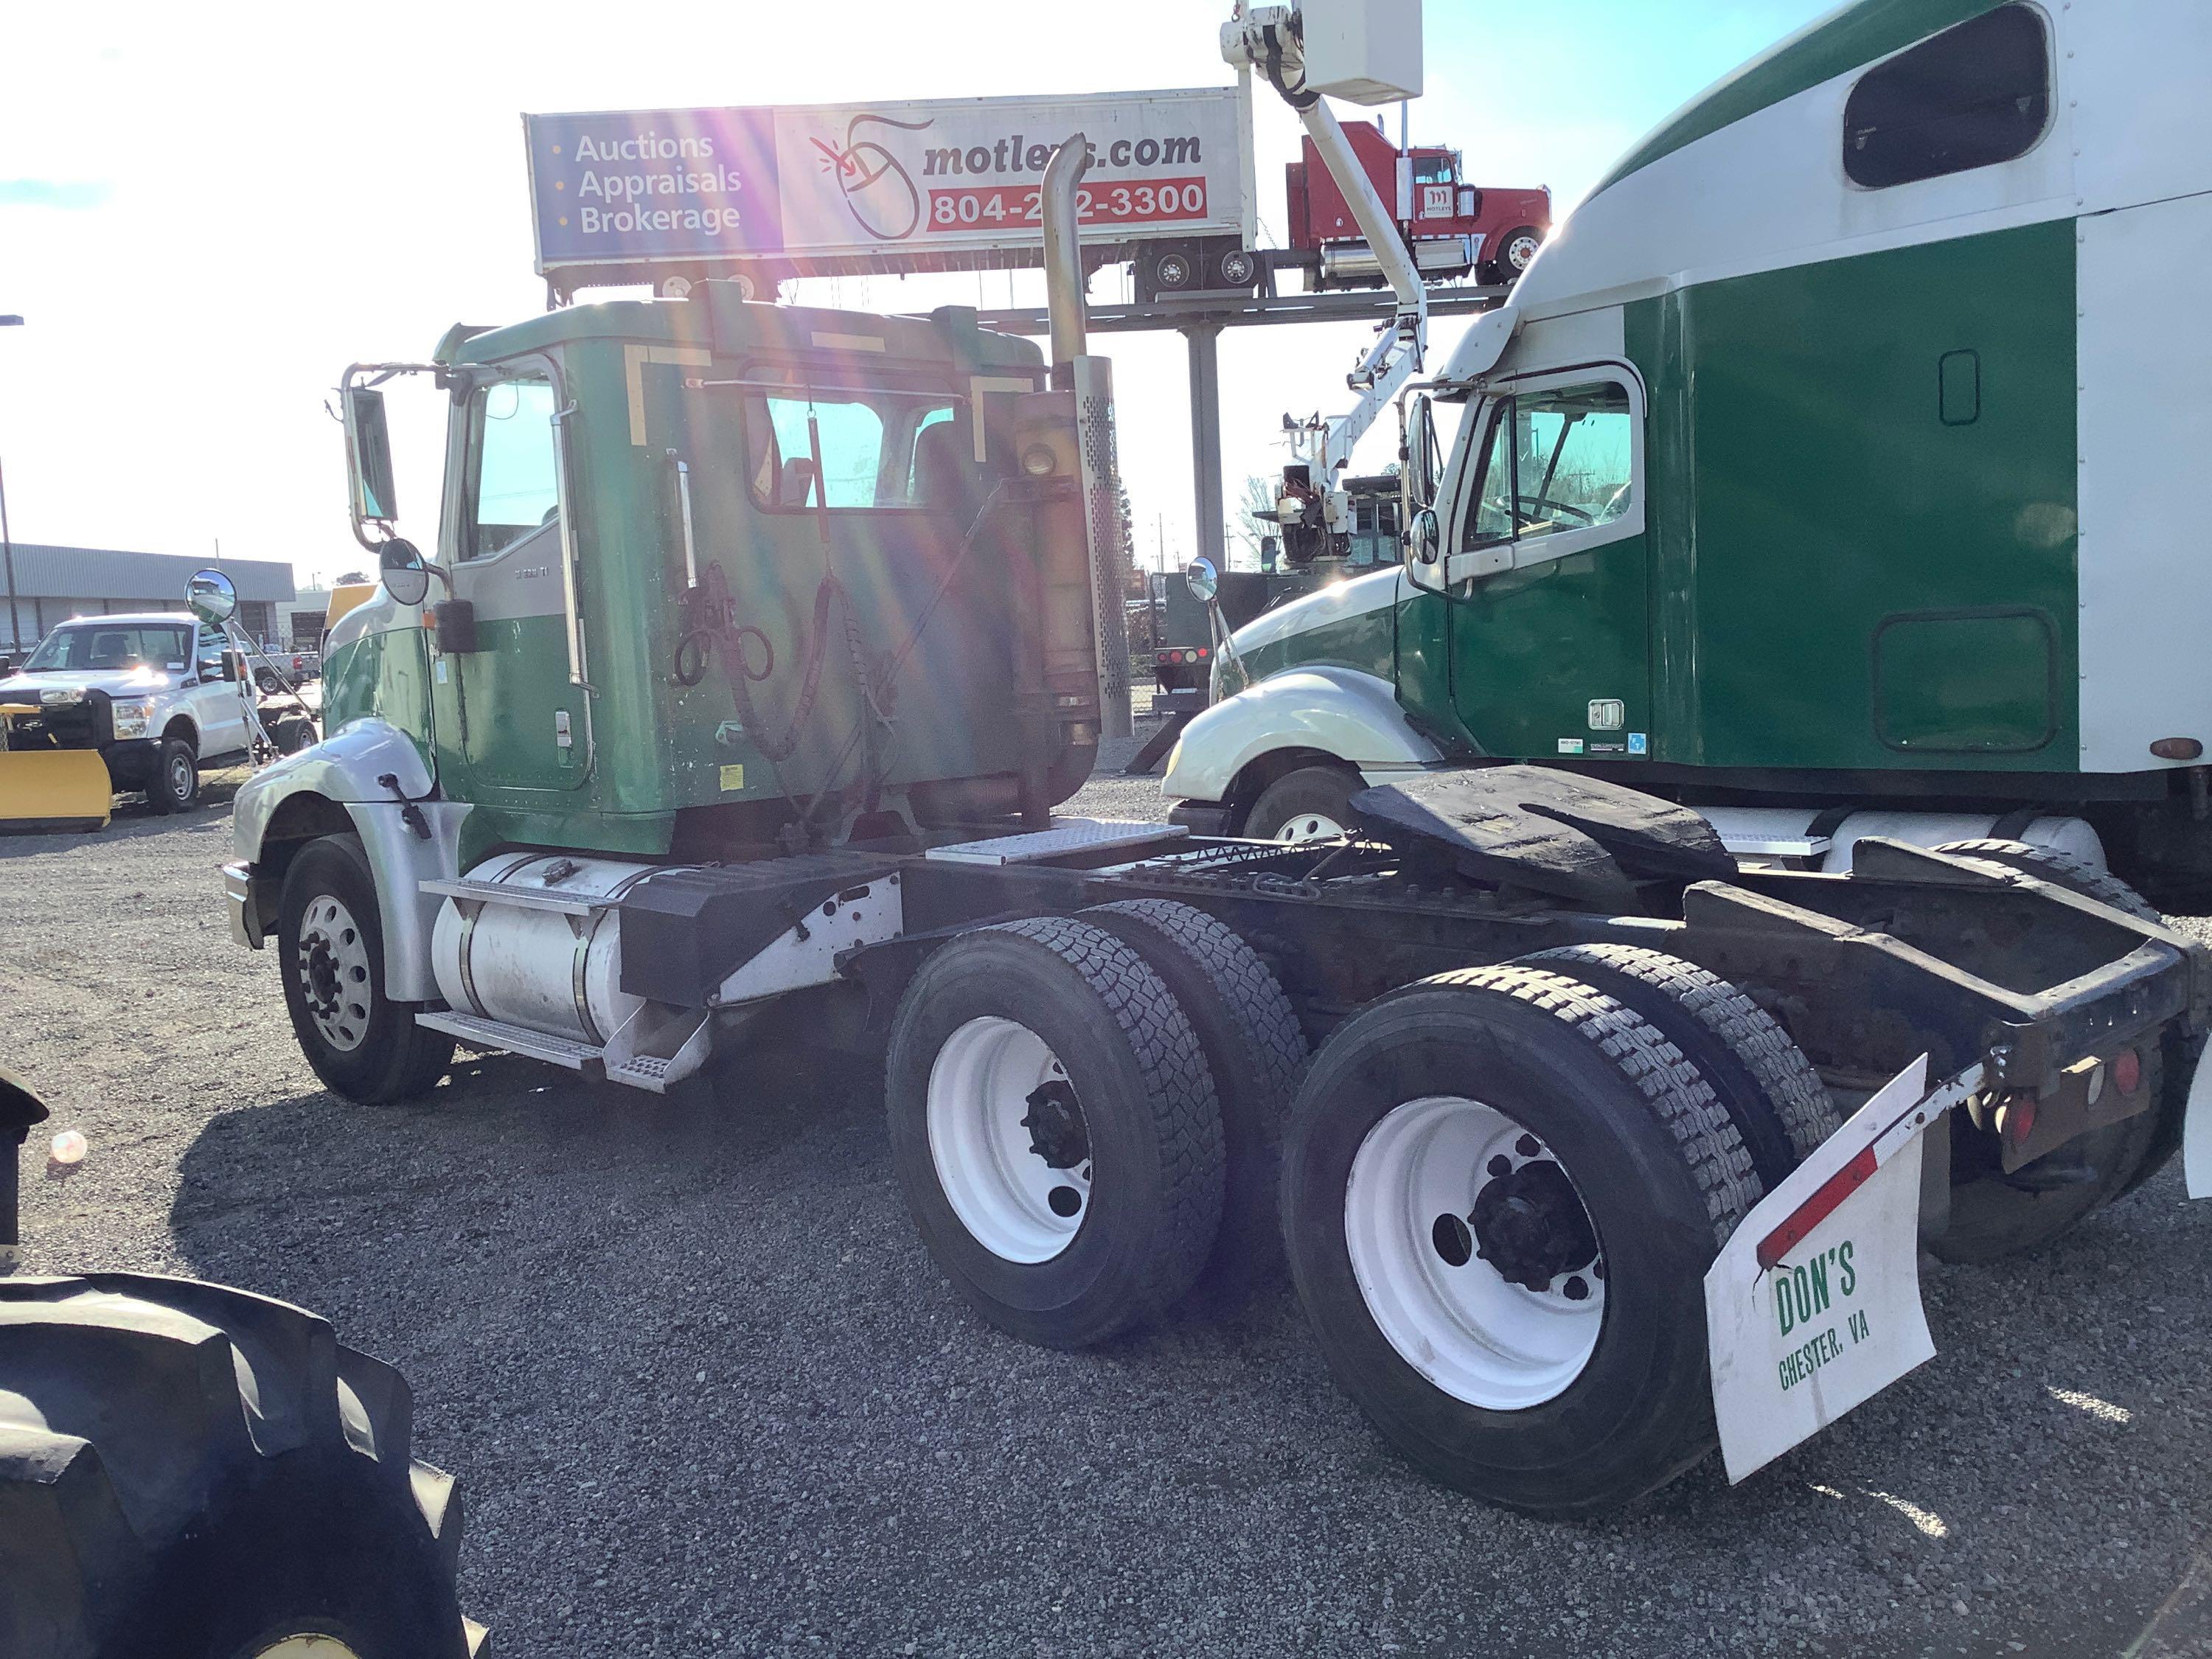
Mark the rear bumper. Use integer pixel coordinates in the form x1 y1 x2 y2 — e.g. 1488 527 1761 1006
222 860 262 950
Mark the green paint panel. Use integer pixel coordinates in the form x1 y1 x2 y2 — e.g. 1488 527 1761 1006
1874 610 2055 752
1629 219 2079 773
1590 0 2008 196
1240 594 1397 685
1447 538 1652 761
321 622 437 779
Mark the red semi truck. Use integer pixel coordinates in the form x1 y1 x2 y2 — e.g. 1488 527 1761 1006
1284 117 1551 289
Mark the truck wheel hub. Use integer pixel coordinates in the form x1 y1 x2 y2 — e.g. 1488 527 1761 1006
1468 1158 1600 1293
926 1018 1093 1264
294 895 372 1053
1345 1095 1605 1410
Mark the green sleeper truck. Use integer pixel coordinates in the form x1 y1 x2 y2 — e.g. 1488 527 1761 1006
1166 0 2212 905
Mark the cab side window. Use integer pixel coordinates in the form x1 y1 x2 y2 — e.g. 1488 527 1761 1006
1463 382 1635 552
462 378 562 560
740 375 964 512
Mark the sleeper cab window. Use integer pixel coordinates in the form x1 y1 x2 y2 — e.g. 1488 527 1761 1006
465 377 563 560
1843 3 2052 190
741 373 965 512
1465 381 1635 549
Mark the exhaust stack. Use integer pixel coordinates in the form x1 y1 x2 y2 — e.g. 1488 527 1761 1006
1041 136 1092 384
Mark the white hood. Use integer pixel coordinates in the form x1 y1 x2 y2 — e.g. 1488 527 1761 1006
0 665 181 702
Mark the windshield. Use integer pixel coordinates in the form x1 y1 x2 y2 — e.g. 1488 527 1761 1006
18 622 191 675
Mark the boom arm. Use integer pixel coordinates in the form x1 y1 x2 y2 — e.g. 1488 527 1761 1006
1222 4 1427 482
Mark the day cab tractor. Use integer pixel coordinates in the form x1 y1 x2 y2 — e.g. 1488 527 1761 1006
220 40 2212 1517
1166 0 2212 912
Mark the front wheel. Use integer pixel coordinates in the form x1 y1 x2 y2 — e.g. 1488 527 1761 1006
1281 965 1759 1515
147 737 199 814
1244 765 1363 844
276 835 453 1105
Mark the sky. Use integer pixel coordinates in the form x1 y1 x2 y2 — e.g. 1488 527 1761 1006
0 0 1837 590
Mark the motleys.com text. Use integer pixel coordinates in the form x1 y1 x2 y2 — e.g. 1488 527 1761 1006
921 132 1206 178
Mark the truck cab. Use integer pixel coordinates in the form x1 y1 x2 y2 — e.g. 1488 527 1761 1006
1286 119 1552 288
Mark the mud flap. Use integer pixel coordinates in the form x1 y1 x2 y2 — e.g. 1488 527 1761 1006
1705 1057 1981 1484
2186 1045 2212 1200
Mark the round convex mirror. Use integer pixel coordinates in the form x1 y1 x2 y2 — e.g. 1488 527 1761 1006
1184 557 1219 604
379 539 432 608
187 568 238 626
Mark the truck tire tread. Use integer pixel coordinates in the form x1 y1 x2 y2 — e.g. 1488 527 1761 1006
1085 899 1307 1303
1523 943 1842 1185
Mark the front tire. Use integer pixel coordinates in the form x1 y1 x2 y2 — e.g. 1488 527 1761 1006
147 737 199 814
1281 965 1759 1515
0 1273 481 1658
1244 765 1363 844
885 917 1225 1348
276 835 453 1105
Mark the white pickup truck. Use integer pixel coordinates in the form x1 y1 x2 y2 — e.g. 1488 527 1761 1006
0 612 259 811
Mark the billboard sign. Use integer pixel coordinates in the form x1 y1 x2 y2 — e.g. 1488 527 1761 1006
524 88 1251 282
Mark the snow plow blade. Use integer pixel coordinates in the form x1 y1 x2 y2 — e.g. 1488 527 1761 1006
0 749 113 833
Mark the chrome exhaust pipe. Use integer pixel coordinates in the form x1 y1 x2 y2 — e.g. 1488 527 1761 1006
1042 136 1092 383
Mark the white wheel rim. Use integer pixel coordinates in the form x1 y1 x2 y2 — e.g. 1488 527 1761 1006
1345 1096 1605 1410
294 894 374 1054
927 1017 1093 1263
1509 235 1540 271
1274 812 1343 844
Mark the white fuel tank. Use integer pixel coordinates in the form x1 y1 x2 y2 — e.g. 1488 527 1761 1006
430 854 660 1046
1697 806 2108 875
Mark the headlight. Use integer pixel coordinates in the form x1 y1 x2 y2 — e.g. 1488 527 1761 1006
111 700 153 737
39 688 83 706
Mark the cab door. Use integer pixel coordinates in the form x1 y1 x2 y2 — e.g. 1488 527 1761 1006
189 625 252 757
432 364 590 793
1439 369 1652 763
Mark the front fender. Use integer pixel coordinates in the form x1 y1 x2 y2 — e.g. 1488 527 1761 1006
1161 667 1444 805
232 718 464 1004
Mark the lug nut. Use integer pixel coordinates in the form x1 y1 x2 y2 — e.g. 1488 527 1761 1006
1562 1275 1590 1301
1486 1155 1512 1178
1514 1134 1542 1159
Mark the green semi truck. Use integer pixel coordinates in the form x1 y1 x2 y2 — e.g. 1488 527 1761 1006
213 13 2212 1518
1166 0 2212 904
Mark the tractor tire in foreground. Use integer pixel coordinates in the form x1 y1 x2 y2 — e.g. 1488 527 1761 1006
276 834 454 1105
1084 900 1307 1305
1521 944 1842 1189
0 1273 482 1659
1925 841 2177 1260
1281 965 1761 1517
886 917 1226 1349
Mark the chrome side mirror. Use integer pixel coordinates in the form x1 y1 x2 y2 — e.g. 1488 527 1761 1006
1410 509 1441 566
1402 394 1439 511
1184 557 1219 604
379 538 432 609
187 568 238 626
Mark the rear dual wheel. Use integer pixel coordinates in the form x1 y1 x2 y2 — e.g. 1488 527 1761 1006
1282 954 1824 1515
885 905 1305 1343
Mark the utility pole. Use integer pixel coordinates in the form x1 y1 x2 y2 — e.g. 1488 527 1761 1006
0 455 17 657
0 314 20 655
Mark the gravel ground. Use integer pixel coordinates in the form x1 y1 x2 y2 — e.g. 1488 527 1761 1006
4 743 2211 1657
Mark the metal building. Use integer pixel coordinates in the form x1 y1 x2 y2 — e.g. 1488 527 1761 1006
0 545 295 653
